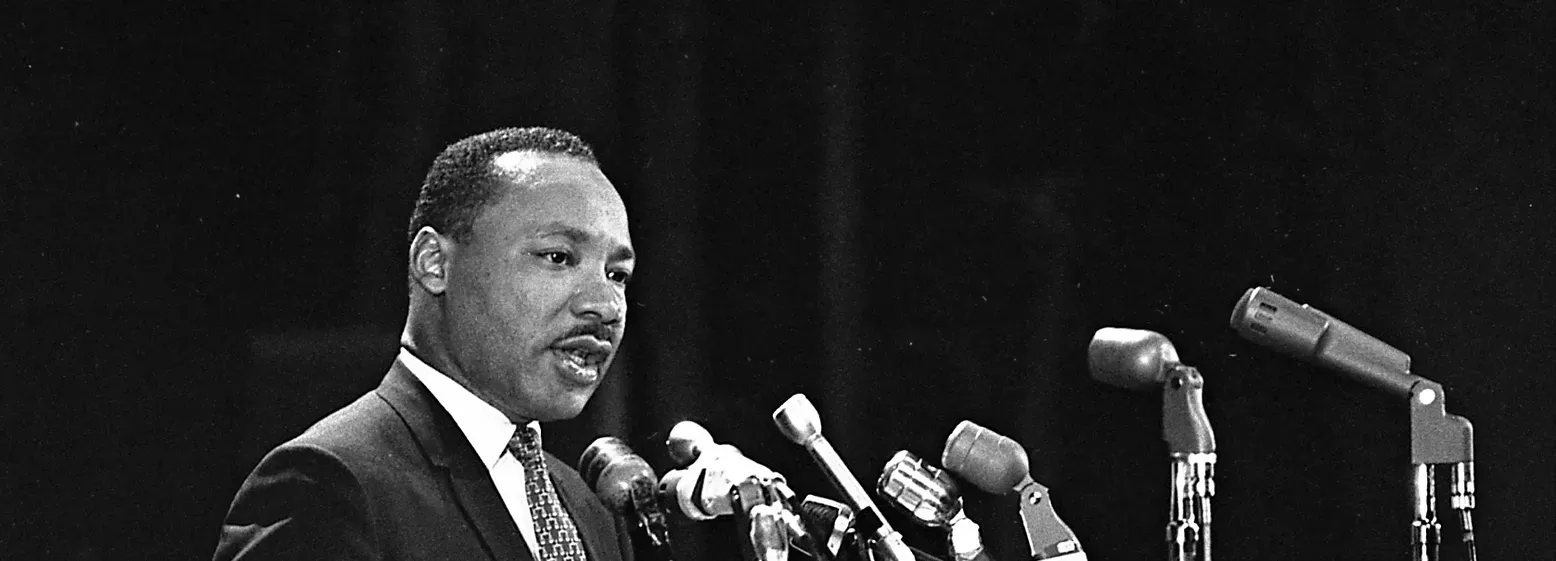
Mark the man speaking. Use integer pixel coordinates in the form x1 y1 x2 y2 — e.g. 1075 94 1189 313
215 127 637 561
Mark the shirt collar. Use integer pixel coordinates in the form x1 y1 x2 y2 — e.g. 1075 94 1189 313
399 347 540 469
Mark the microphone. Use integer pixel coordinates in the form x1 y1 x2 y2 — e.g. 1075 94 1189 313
657 421 787 521
878 451 963 527
942 421 1086 560
1087 327 1216 453
579 437 673 551
1088 328 1215 561
773 394 914 561
1230 287 1476 561
878 450 991 561
1230 286 1419 397
656 421 832 560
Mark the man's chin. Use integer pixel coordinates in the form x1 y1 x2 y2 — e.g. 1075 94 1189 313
529 388 599 422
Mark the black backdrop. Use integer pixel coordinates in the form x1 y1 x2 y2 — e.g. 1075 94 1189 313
5 1 1552 560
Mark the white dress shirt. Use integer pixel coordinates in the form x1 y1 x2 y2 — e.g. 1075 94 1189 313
399 347 545 560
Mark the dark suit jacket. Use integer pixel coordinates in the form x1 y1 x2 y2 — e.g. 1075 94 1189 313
215 359 634 561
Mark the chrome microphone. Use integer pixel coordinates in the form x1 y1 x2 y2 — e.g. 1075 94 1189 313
878 450 989 561
942 421 1086 560
773 394 914 561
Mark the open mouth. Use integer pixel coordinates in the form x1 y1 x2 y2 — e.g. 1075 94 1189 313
551 334 613 382
556 346 608 369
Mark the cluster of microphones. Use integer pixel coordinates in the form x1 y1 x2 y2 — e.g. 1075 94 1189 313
578 287 1478 561
578 394 1075 561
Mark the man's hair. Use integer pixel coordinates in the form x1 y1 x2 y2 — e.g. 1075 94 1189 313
407 127 598 244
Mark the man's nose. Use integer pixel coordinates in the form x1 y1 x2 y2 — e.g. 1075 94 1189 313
570 278 624 324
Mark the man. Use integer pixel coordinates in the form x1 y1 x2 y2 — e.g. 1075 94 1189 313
215 127 637 561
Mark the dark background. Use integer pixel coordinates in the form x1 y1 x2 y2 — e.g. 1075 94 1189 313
4 1 1551 560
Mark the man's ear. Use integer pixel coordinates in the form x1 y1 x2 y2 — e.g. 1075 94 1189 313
409 226 452 295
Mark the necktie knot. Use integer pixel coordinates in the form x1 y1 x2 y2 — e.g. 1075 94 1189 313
509 425 544 467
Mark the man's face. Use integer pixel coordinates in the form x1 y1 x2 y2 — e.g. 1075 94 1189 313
442 152 633 422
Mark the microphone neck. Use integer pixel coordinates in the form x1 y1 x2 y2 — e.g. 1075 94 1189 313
1013 477 1085 560
1162 365 1216 454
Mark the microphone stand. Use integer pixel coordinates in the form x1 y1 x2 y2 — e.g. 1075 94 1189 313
1407 380 1475 561
1227 287 1478 560
1162 365 1215 561
1451 462 1476 561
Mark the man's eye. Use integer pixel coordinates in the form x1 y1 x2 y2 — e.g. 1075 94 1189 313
539 251 571 265
608 270 633 285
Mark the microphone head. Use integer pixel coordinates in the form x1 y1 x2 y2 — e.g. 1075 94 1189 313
940 421 1030 495
877 450 963 527
1230 287 1327 357
773 394 823 446
666 420 715 467
1088 327 1181 390
579 437 656 513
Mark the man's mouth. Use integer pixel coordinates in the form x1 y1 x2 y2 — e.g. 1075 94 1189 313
550 334 613 381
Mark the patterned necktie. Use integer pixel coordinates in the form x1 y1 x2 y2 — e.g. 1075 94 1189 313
508 426 588 561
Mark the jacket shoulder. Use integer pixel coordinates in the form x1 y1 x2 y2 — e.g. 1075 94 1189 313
215 410 384 560
289 391 415 466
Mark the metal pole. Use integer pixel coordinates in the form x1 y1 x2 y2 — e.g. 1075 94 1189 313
1411 463 1439 561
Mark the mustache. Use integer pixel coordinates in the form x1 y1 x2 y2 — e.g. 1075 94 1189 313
560 322 618 342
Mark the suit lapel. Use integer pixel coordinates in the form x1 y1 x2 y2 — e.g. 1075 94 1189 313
377 361 536 561
447 461 537 561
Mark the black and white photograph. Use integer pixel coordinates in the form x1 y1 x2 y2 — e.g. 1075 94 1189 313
5 2 1551 560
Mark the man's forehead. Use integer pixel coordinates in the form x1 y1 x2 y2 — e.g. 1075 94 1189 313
482 150 630 246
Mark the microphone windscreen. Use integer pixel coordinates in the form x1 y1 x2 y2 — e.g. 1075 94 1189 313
1088 327 1180 390
940 421 1029 495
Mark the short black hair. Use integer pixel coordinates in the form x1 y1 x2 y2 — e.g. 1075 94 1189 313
408 127 598 244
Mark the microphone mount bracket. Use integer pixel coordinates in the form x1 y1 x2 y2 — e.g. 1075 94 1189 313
1014 477 1085 560
1163 366 1215 455
1407 379 1473 465
1163 365 1215 561
1405 379 1475 561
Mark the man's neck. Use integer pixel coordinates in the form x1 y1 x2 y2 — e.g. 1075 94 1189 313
399 327 535 426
